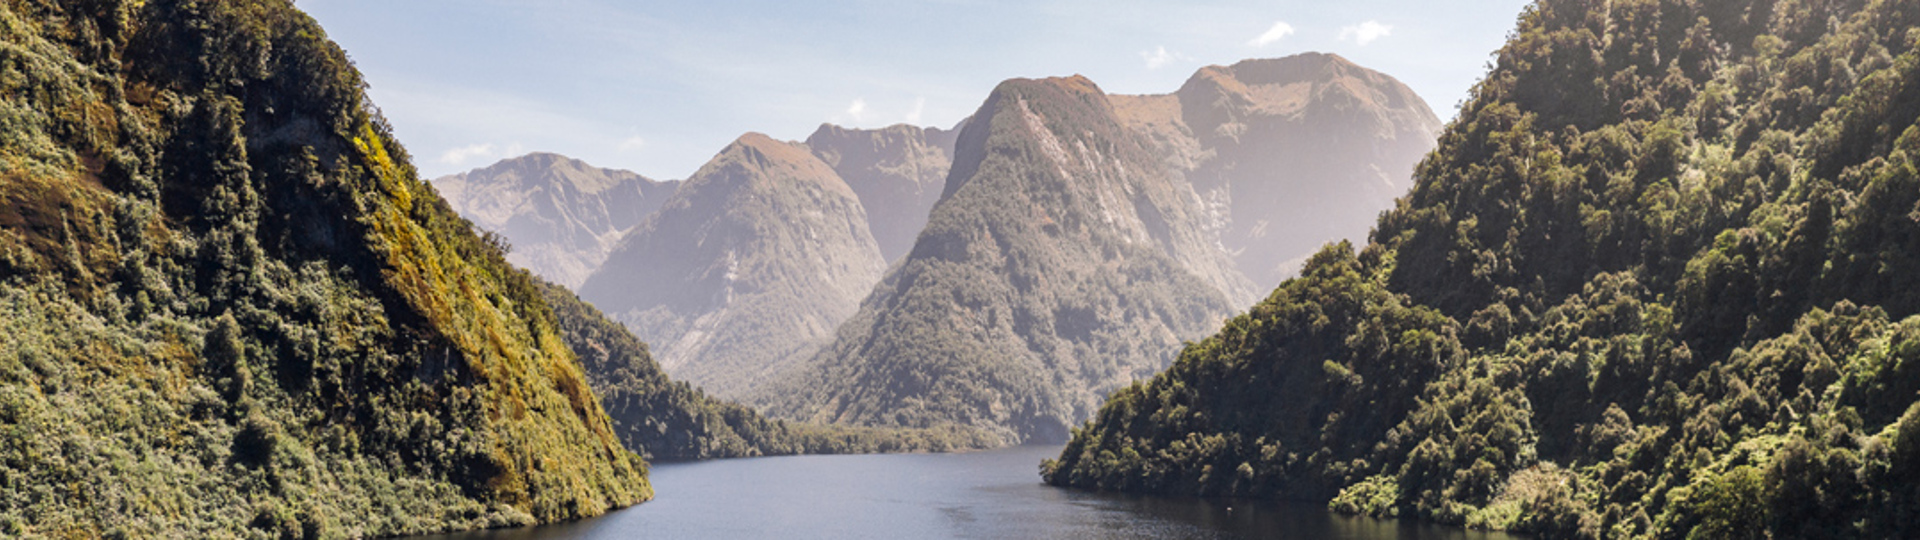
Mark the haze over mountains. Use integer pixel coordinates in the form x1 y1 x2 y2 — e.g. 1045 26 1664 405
1112 53 1443 286
435 54 1441 443
22 0 1920 537
577 133 890 399
807 123 963 263
757 75 1263 443
755 56 1442 443
433 153 678 288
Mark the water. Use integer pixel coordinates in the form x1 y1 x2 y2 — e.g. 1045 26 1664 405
420 445 1518 540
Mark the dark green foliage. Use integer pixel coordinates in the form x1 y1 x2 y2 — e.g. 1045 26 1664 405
1049 0 1920 537
540 281 998 460
0 0 648 536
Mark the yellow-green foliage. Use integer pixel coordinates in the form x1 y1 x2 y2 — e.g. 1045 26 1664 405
0 0 648 537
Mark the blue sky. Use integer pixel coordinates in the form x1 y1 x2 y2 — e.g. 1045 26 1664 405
298 0 1534 180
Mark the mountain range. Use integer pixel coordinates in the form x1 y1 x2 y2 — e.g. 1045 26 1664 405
757 75 1263 443
435 56 1443 444
577 133 890 399
433 153 678 288
1112 53 1442 286
806 122 963 263
755 58 1443 443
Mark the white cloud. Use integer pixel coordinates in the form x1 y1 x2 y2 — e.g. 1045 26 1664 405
1248 21 1295 46
618 135 647 152
1141 46 1188 69
438 143 496 166
846 98 868 121
905 97 927 125
1339 21 1394 46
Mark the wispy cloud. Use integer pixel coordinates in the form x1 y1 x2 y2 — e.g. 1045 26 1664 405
1339 21 1394 46
846 98 868 121
1248 21 1295 46
439 143 496 166
905 97 927 125
1140 46 1189 70
618 135 647 152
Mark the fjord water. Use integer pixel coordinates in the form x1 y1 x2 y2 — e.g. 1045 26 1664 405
420 445 1515 540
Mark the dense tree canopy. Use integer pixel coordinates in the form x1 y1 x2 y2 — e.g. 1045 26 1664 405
1 0 648 536
1047 0 1920 537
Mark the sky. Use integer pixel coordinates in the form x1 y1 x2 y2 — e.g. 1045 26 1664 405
297 0 1535 180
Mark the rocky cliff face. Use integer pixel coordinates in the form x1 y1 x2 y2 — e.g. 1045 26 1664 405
804 122 962 263
435 153 678 288
758 76 1256 443
579 134 887 399
1110 53 1442 287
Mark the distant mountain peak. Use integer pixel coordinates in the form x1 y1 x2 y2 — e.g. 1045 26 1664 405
580 130 885 399
803 122 962 263
1115 52 1442 287
434 153 678 288
712 132 854 197
759 69 1257 443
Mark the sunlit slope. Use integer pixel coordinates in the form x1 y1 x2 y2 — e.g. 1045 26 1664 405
0 0 648 536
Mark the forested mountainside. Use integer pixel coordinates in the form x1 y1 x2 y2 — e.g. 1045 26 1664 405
539 281 996 460
759 76 1259 444
434 153 677 288
1111 53 1442 287
1047 0 1920 537
0 0 650 536
578 133 887 400
805 122 961 263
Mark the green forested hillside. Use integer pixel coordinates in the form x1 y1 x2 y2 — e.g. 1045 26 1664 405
540 282 997 460
1046 0 1920 537
0 0 648 536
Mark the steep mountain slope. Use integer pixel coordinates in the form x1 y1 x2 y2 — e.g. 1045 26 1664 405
539 281 996 460
0 0 647 537
804 122 962 262
1110 53 1442 287
434 153 678 288
1048 0 1920 537
578 133 886 399
761 76 1258 444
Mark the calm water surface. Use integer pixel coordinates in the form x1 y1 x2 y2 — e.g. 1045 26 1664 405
421 445 1517 540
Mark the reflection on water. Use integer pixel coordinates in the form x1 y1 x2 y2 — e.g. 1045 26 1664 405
416 445 1516 540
